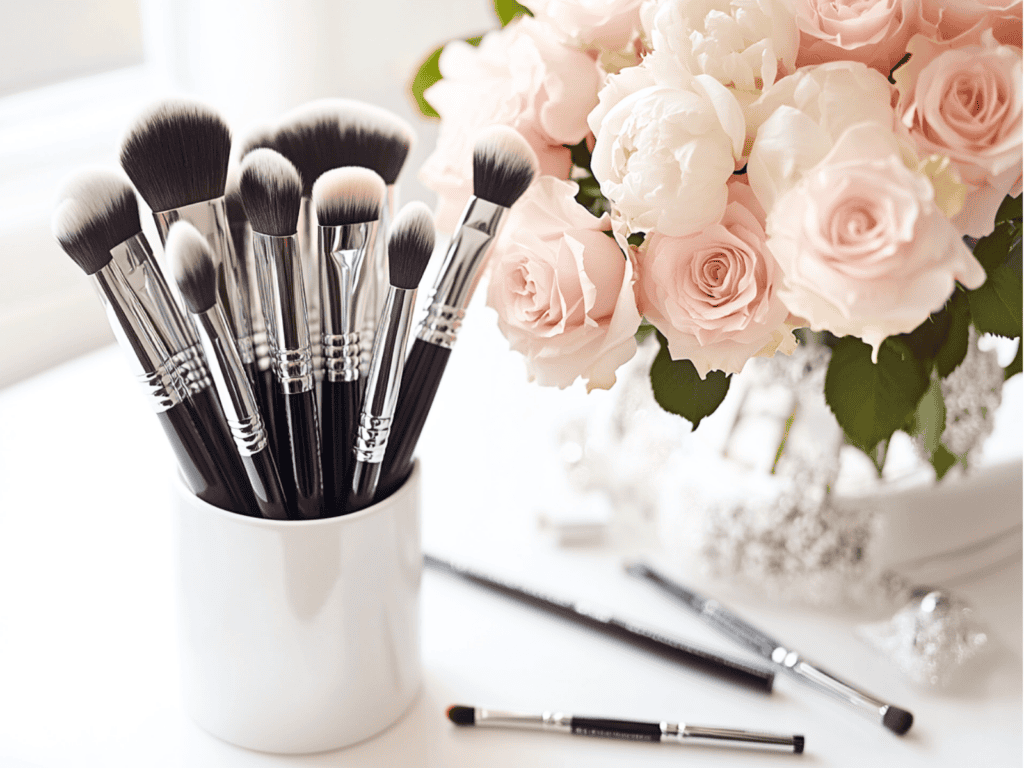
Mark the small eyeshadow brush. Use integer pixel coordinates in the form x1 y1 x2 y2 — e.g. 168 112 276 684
166 221 290 520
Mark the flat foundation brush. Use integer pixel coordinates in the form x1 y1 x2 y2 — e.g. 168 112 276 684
240 148 324 519
119 99 257 392
349 202 434 511
52 175 255 513
312 167 385 513
166 222 289 520
379 126 538 494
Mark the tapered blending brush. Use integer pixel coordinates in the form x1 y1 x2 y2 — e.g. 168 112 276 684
312 167 386 512
378 126 538 494
52 179 256 514
349 202 435 511
332 102 415 376
118 99 257 392
239 148 324 520
166 221 289 520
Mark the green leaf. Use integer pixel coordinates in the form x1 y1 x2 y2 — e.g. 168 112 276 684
824 336 930 455
649 332 731 428
972 219 1016 273
627 232 645 247
568 138 592 170
635 322 656 345
494 0 531 25
995 194 1022 225
968 245 1023 338
913 377 947 456
1005 340 1022 380
935 289 971 377
896 302 952 368
411 46 444 118
930 444 959 481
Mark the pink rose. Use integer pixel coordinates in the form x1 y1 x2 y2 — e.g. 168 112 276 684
919 0 1022 47
486 177 642 389
523 0 644 51
792 0 918 74
766 123 986 358
894 32 1023 237
420 17 603 230
637 179 799 377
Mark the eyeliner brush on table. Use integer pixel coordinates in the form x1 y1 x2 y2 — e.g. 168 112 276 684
627 562 914 735
447 705 804 754
239 148 324 519
312 167 385 512
166 222 289 520
378 126 538 495
51 177 255 514
118 99 257 392
424 554 775 693
349 202 435 511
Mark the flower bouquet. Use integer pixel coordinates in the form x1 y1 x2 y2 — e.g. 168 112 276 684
412 0 1022 478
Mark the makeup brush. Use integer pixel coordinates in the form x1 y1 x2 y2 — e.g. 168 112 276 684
52 177 255 514
379 126 537 494
333 101 415 376
313 166 386 512
349 202 434 511
627 562 915 736
118 99 257 391
240 148 323 519
166 221 289 520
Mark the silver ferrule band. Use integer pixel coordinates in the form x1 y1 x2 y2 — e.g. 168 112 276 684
91 262 186 412
354 287 416 463
474 709 572 733
319 221 377 382
195 306 268 455
782 653 889 717
664 722 801 751
358 185 397 375
252 231 314 394
417 196 507 348
154 198 255 366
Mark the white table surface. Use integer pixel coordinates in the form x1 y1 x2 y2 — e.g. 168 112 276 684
0 325 1020 767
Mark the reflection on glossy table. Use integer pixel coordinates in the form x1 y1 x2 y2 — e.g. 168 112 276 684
0 320 1020 767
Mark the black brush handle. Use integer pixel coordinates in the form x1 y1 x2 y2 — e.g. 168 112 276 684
183 387 258 515
157 403 242 513
425 554 774 694
240 447 289 520
379 338 451 495
348 459 381 512
570 717 661 742
320 379 360 515
263 372 297 515
284 388 323 519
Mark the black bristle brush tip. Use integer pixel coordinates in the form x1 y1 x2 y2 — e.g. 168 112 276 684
312 166 386 227
274 99 349 196
336 100 415 185
471 125 539 208
118 98 232 212
387 202 435 290
446 706 475 726
165 221 219 315
883 706 913 736
794 735 805 754
51 172 142 275
237 148 303 238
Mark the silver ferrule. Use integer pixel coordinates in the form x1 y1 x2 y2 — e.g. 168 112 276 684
91 261 187 412
664 722 801 752
154 198 255 366
195 305 268 456
417 196 506 349
319 221 378 383
474 709 572 733
251 231 314 394
778 651 890 720
354 286 416 464
357 185 398 376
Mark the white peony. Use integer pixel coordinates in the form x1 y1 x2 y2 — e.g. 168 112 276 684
588 65 745 237
640 0 800 95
